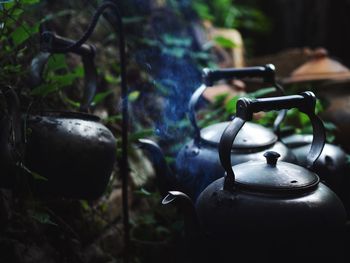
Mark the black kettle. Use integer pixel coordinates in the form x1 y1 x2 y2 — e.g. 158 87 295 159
163 92 347 263
281 133 350 213
282 134 347 187
20 33 116 199
140 65 297 200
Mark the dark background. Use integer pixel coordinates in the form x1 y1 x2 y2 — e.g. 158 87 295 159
239 0 350 66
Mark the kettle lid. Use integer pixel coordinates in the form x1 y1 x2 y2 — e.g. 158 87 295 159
234 151 319 193
281 134 312 148
200 121 277 149
284 48 350 83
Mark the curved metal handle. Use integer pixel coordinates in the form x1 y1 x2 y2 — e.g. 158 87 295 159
29 32 97 112
219 91 326 191
203 64 276 86
189 64 285 144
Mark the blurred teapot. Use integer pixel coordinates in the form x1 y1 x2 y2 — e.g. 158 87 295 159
282 134 347 190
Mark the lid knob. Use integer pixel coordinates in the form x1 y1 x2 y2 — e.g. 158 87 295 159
312 48 328 59
264 151 281 166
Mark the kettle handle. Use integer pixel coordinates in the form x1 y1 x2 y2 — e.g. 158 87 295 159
29 32 97 112
219 91 326 190
188 64 286 145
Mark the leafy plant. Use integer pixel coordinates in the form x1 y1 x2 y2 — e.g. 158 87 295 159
0 0 40 87
192 0 271 33
131 188 183 243
31 54 84 97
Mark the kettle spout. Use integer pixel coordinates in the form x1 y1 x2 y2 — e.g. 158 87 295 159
138 139 176 196
162 191 200 238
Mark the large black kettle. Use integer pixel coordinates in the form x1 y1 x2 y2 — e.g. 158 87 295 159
163 92 347 263
140 65 296 200
21 33 116 199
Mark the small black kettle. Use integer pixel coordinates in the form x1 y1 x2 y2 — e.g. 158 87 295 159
22 32 116 199
282 134 347 188
163 92 347 263
282 133 350 214
140 65 297 200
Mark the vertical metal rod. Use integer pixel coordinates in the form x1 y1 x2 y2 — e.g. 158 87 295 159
41 1 130 260
100 2 130 262
116 7 130 263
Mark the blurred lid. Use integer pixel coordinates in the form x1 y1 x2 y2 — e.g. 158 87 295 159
201 121 277 149
284 48 350 83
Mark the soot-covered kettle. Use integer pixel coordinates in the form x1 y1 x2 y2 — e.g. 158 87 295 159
282 134 347 189
163 92 347 263
140 65 296 200
282 133 350 214
23 32 116 199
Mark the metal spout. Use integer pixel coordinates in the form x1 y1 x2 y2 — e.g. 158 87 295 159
162 191 200 239
138 139 176 196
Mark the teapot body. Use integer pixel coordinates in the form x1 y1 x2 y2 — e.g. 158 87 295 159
24 112 116 199
197 177 346 237
195 177 346 262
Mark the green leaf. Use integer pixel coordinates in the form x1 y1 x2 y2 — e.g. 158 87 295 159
213 92 229 106
29 211 57 226
19 163 48 181
45 54 67 72
122 16 145 24
11 7 24 19
161 46 186 58
61 96 80 108
22 0 40 4
103 114 122 123
105 72 121 84
192 2 214 21
323 121 337 132
139 38 159 47
128 90 140 102
247 87 276 98
32 64 83 96
162 34 192 47
80 200 91 211
134 188 152 197
213 36 237 49
225 95 240 114
326 133 336 144
10 22 39 46
92 89 113 105
3 0 15 8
